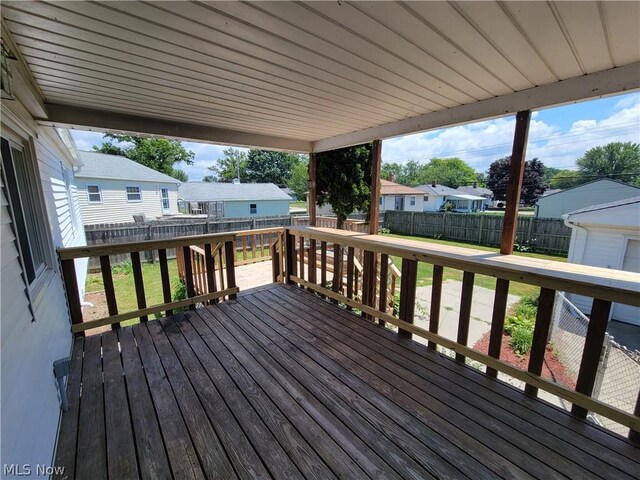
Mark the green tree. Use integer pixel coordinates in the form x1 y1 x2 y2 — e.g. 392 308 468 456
245 149 303 186
206 147 248 182
288 160 309 201
576 142 640 184
381 162 404 182
550 170 585 189
93 134 194 181
316 144 372 228
422 157 477 188
487 156 546 205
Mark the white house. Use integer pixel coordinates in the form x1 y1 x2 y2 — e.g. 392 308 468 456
75 151 181 225
456 184 493 210
535 178 640 218
416 183 485 212
564 197 640 326
178 182 291 218
2 79 87 469
379 179 424 212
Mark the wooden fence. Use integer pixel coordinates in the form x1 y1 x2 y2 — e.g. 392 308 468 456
385 211 571 255
84 216 292 269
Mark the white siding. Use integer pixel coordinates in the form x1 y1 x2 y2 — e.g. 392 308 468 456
536 180 640 218
380 194 423 212
568 227 630 315
423 195 446 212
76 179 179 224
1 106 86 471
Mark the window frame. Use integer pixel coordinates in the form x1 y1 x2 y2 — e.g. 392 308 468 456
249 203 257 214
86 184 102 203
125 185 142 202
1 134 55 310
410 195 416 206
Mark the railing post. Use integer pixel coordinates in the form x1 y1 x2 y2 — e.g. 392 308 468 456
182 247 196 310
285 230 296 285
224 239 237 299
130 251 148 320
204 243 217 304
398 258 418 338
158 249 173 315
428 265 444 350
99 255 119 328
572 298 612 418
486 278 510 377
630 391 640 443
525 288 556 395
378 253 389 327
271 241 281 283
60 258 84 333
455 271 475 362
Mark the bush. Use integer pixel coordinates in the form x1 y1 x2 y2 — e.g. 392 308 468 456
172 279 188 313
504 295 538 356
379 227 391 235
510 325 534 356
514 237 537 253
112 259 133 275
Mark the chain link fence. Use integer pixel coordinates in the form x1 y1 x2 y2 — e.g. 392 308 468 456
550 292 640 436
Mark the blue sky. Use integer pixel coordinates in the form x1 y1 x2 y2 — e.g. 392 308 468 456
71 91 639 181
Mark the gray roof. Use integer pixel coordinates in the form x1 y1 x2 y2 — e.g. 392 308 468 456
564 196 640 217
75 151 181 184
537 178 640 201
179 182 292 202
456 186 493 197
415 184 461 196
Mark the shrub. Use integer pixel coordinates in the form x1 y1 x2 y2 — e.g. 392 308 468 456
379 227 391 235
172 279 188 313
504 295 538 356
112 259 133 275
514 237 537 253
510 325 534 356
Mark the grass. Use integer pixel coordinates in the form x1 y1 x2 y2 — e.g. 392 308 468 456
290 201 307 210
85 259 181 326
385 233 566 298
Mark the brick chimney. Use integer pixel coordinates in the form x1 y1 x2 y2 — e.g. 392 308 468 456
389 172 395 182
473 182 478 188
431 180 436 187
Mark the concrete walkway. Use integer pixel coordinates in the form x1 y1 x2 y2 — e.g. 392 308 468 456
413 280 521 348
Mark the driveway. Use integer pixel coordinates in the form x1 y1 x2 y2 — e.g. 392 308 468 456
413 280 521 348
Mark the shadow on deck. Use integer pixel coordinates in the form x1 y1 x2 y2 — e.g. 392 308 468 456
55 284 639 480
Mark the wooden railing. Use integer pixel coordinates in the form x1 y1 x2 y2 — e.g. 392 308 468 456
283 226 640 437
292 215 371 232
58 233 238 334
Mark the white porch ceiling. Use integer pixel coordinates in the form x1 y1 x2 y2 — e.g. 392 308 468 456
2 1 639 151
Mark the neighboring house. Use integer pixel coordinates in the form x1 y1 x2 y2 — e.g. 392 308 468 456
178 182 291 218
416 183 485 212
535 179 640 218
75 151 180 225
2 91 87 466
379 179 424 212
456 184 493 210
564 197 640 326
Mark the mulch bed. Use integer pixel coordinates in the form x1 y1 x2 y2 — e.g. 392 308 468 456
473 330 576 390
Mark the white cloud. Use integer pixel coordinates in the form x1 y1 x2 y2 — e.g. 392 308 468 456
382 95 640 172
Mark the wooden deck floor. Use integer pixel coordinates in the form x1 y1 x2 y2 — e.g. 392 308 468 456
55 284 640 480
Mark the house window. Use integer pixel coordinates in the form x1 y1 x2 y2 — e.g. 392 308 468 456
379 197 383 205
1 137 48 286
423 195 428 202
249 203 257 214
410 196 416 206
87 184 102 203
126 185 142 202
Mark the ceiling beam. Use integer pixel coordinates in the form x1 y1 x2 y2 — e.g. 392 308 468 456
37 104 313 152
312 63 640 152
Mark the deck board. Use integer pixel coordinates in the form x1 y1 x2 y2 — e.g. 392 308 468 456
56 284 640 480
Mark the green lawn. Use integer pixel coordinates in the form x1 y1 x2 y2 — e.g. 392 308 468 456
86 259 181 325
290 201 307 209
384 233 566 298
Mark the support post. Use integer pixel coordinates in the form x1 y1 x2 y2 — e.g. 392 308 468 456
500 110 531 255
369 140 382 234
308 152 317 226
